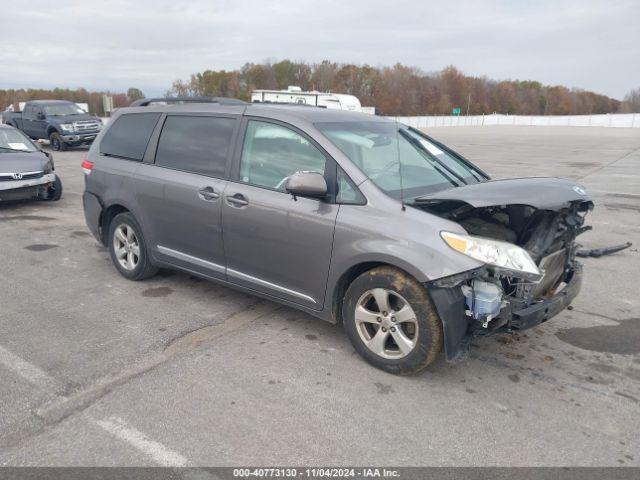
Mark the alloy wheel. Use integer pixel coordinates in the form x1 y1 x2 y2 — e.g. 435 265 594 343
354 288 419 359
113 223 140 271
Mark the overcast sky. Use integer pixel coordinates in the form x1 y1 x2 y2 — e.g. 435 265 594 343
1 0 638 99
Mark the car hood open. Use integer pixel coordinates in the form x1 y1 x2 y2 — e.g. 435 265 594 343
414 177 593 211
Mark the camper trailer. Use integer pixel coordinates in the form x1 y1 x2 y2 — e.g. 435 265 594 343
251 86 363 112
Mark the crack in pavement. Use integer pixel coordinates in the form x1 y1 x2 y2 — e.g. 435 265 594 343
0 301 280 450
578 145 640 181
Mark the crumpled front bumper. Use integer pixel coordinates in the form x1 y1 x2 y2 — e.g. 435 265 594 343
509 263 582 330
427 263 583 362
0 173 56 192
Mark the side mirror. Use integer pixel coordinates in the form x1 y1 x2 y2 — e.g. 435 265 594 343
285 171 327 199
37 112 45 120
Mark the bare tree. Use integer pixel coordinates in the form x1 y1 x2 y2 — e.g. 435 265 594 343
623 88 640 112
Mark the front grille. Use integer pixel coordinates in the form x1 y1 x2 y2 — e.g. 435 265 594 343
0 171 44 182
73 121 101 132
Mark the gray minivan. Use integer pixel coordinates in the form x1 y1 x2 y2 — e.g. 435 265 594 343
82 98 592 374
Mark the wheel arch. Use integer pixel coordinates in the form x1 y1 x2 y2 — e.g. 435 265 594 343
330 260 426 325
99 203 131 245
46 126 59 138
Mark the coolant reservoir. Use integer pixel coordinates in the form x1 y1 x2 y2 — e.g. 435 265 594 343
461 280 503 322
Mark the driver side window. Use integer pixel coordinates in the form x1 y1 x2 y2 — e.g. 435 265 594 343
239 120 326 191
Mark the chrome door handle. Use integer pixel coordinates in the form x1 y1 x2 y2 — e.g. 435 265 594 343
225 194 249 207
198 186 219 201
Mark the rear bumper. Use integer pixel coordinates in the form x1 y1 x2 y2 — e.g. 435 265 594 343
83 191 103 243
428 263 583 362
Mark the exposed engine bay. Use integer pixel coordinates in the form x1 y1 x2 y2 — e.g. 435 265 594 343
417 177 594 359
455 201 590 296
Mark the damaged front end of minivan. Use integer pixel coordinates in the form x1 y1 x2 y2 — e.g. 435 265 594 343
415 177 593 362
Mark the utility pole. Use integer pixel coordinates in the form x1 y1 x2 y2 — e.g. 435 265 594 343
466 93 471 116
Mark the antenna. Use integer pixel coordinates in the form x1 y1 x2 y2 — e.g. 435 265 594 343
394 119 406 211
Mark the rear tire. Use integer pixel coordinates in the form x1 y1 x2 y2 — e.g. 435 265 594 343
49 132 67 151
108 212 158 281
343 266 443 375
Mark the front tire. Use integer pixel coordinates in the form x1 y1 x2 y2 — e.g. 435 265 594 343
343 266 443 375
108 212 158 281
45 174 63 201
49 132 67 151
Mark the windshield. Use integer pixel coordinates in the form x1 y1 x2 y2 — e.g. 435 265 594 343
43 103 86 116
0 128 38 153
316 121 485 200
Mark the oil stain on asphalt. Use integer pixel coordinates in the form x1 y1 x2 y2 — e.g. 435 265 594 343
24 244 58 251
141 286 174 298
0 215 55 222
556 318 640 355
374 382 394 394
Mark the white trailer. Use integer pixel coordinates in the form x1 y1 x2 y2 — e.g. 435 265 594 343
251 86 363 112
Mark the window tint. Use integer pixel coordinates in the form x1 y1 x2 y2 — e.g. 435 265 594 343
240 120 326 191
155 116 235 177
100 113 161 161
336 167 365 205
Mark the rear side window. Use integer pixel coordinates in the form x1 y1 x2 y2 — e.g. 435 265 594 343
155 116 235 177
100 113 160 161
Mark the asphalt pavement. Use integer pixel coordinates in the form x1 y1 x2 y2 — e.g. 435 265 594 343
0 126 638 466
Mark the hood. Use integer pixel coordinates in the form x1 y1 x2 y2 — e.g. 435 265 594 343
48 113 98 124
0 151 49 172
414 177 592 211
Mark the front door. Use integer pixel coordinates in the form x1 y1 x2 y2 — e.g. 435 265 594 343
141 114 238 279
222 119 339 309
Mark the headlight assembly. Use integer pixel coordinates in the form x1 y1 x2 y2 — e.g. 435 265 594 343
60 123 76 132
441 231 541 279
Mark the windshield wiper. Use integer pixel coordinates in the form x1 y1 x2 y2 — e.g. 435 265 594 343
398 130 467 187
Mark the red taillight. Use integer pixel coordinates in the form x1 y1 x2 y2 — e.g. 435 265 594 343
81 159 94 175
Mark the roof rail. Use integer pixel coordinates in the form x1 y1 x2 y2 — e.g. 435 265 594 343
251 101 326 108
129 97 248 107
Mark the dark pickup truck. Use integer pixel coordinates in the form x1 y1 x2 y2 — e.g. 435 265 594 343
1 100 103 151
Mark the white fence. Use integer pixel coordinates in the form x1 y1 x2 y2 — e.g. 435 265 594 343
391 113 640 128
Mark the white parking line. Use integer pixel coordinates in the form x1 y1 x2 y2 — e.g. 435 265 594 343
0 345 58 390
94 416 189 467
